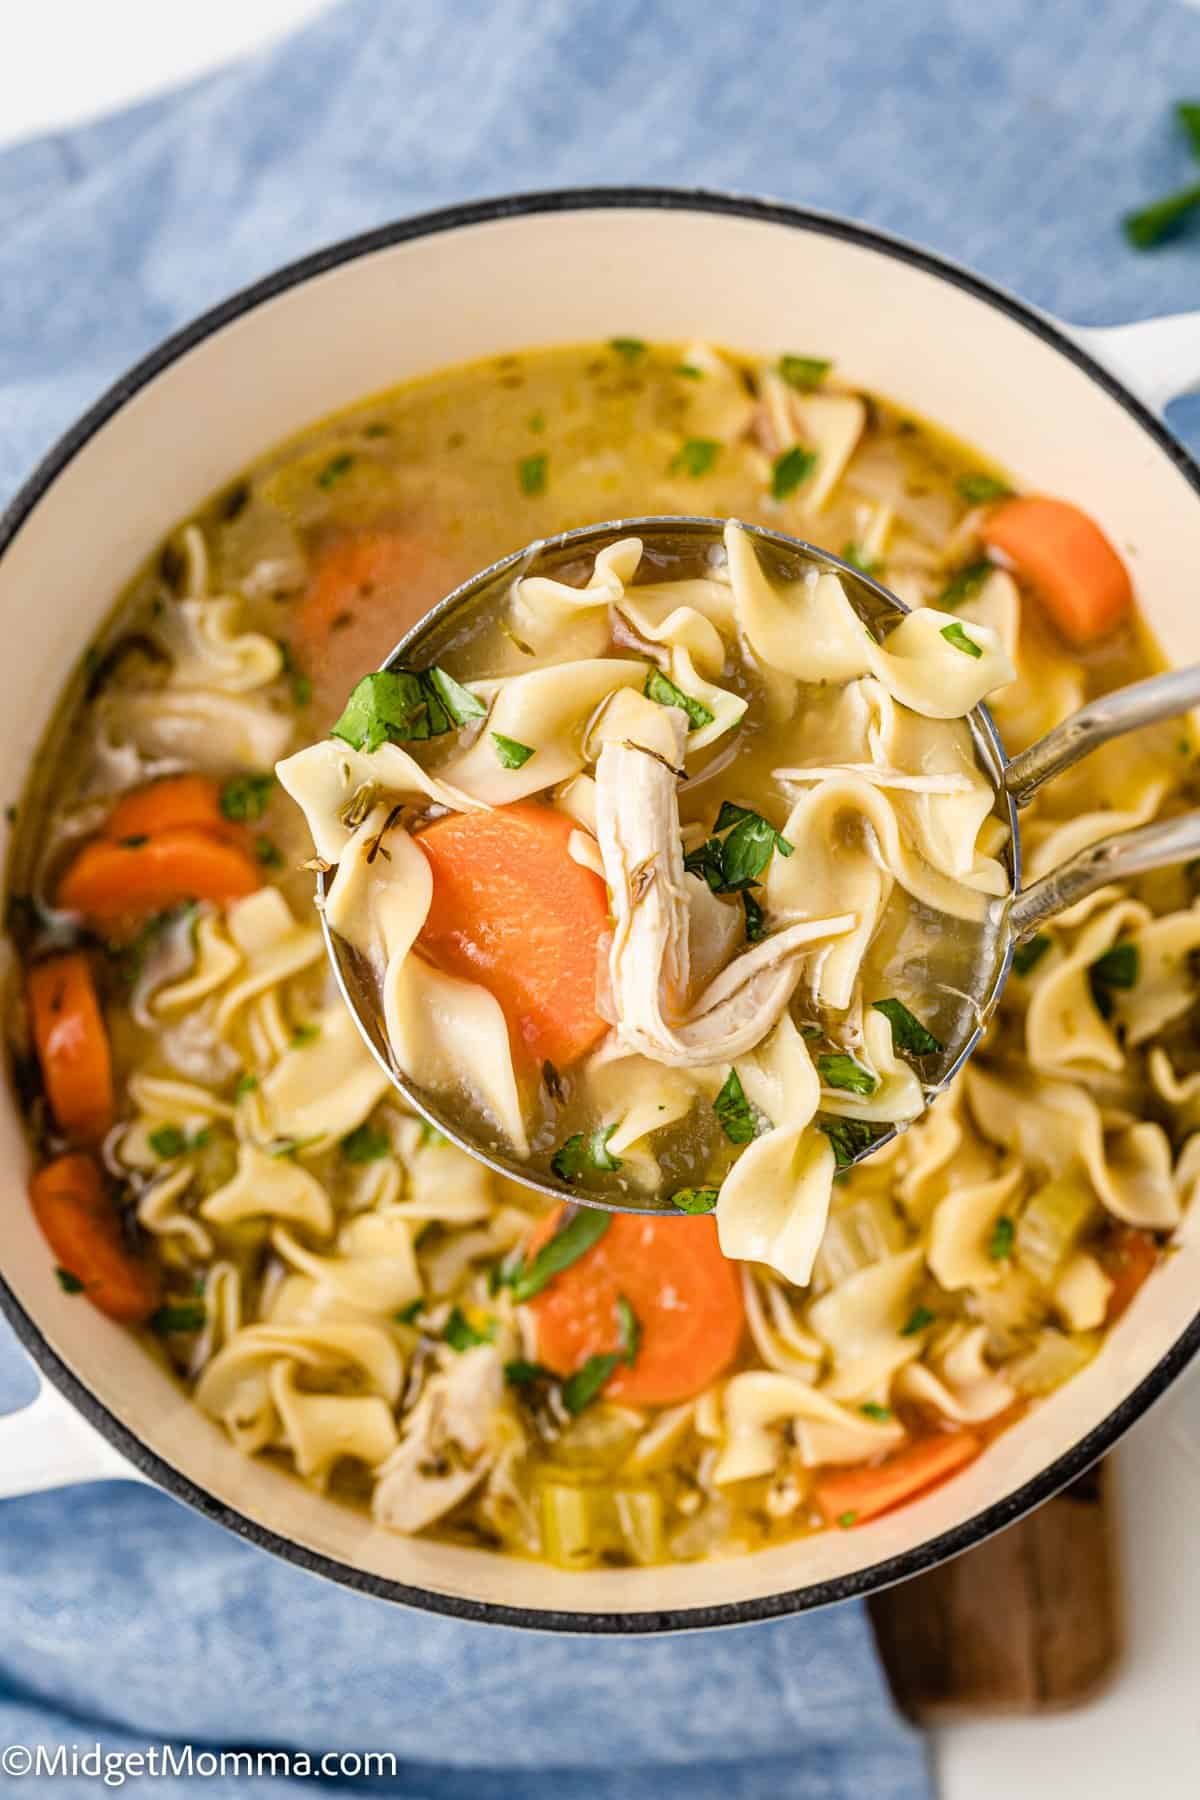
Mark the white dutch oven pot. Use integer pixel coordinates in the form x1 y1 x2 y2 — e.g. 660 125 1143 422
2 190 1199 1631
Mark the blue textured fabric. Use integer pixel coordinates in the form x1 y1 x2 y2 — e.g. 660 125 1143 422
3 0 1199 1790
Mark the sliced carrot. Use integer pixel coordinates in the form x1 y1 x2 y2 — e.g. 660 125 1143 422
1102 1226 1159 1323
103 775 238 845
416 803 610 1069
57 827 260 930
30 1153 161 1323
27 953 115 1144
299 530 463 710
527 1208 745 1407
814 1431 981 1527
980 496 1132 646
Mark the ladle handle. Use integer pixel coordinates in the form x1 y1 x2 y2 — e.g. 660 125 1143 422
1008 810 1200 939
1003 665 1200 809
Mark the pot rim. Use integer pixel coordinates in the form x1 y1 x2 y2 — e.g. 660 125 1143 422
2 183 1198 1634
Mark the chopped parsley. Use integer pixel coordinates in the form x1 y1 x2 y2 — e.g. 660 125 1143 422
255 837 284 869
290 1022 320 1048
859 1402 892 1422
742 889 766 944
940 620 983 659
817 1053 878 1096
900 1304 936 1337
988 1216 1015 1262
331 666 484 751
818 1115 876 1168
150 1301 207 1335
673 362 703 379
1089 941 1139 1020
491 732 536 769
504 1357 552 1387
277 640 312 708
938 559 993 608
506 1207 611 1303
148 1124 210 1160
394 1298 424 1325
644 667 714 731
714 1068 758 1145
1124 181 1200 250
234 1073 258 1098
443 1307 496 1352
1012 934 1052 978
671 1187 720 1214
518 452 548 495
550 1124 622 1184
609 337 646 362
871 997 943 1057
771 445 818 502
317 452 355 489
956 472 1013 505
56 1267 85 1295
837 1510 859 1529
219 773 274 822
669 437 721 478
527 410 546 432
561 1294 640 1414
841 542 881 577
778 354 831 391
341 1122 391 1163
685 802 793 895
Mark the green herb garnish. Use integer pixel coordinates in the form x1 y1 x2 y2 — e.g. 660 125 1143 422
331 667 483 751
818 1116 876 1168
417 1119 448 1148
609 337 646 362
778 354 830 390
714 1068 758 1145
219 773 274 822
956 473 1013 505
859 1402 892 1422
1124 182 1200 250
1012 934 1052 978
841 542 881 577
317 452 355 489
56 1267 85 1294
673 362 703 379
508 1207 611 1303
527 410 546 432
817 1053 878 1096
771 446 818 502
290 1023 320 1048
1089 941 1139 1019
871 998 943 1056
988 1216 1015 1261
443 1307 496 1352
518 452 548 495
504 1357 552 1387
644 667 715 731
148 1124 209 1159
150 1301 206 1335
234 1073 258 1098
341 1122 391 1164
742 889 766 944
939 559 993 608
394 1298 424 1325
900 1304 935 1337
424 665 488 727
255 837 284 870
671 1187 720 1214
491 732 536 769
669 437 721 478
561 1294 640 1414
940 620 983 659
551 1124 622 1184
837 1511 858 1529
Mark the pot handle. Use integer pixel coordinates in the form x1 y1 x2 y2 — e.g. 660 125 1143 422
1072 310 1200 414
0 1375 146 1498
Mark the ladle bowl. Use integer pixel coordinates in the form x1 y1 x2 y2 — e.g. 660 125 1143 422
318 515 1200 1207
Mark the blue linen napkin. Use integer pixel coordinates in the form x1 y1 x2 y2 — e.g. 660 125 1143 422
2 0 1200 1790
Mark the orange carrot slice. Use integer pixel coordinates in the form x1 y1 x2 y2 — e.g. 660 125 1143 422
299 530 462 709
815 1432 982 1527
416 803 610 1069
57 827 260 929
103 775 238 845
526 1208 745 1407
27 953 115 1144
1102 1227 1159 1323
981 496 1132 645
30 1153 161 1322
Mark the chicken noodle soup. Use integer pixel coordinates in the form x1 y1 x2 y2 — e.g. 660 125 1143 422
8 338 1197 1566
279 522 1017 1286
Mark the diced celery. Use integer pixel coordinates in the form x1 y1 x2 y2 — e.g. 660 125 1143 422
538 1480 596 1570
1015 1177 1098 1288
613 1486 664 1565
813 1192 908 1289
969 1266 1047 1358
1008 1328 1101 1396
538 1477 665 1568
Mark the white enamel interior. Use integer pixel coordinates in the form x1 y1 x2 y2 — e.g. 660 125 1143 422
3 201 1200 1622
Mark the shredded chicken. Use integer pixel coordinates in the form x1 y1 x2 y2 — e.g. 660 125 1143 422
594 710 856 1068
372 1344 507 1533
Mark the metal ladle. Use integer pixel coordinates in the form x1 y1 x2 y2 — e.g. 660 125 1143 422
319 516 1200 1208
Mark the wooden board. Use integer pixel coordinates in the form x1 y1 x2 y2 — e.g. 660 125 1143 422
868 1461 1122 1721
